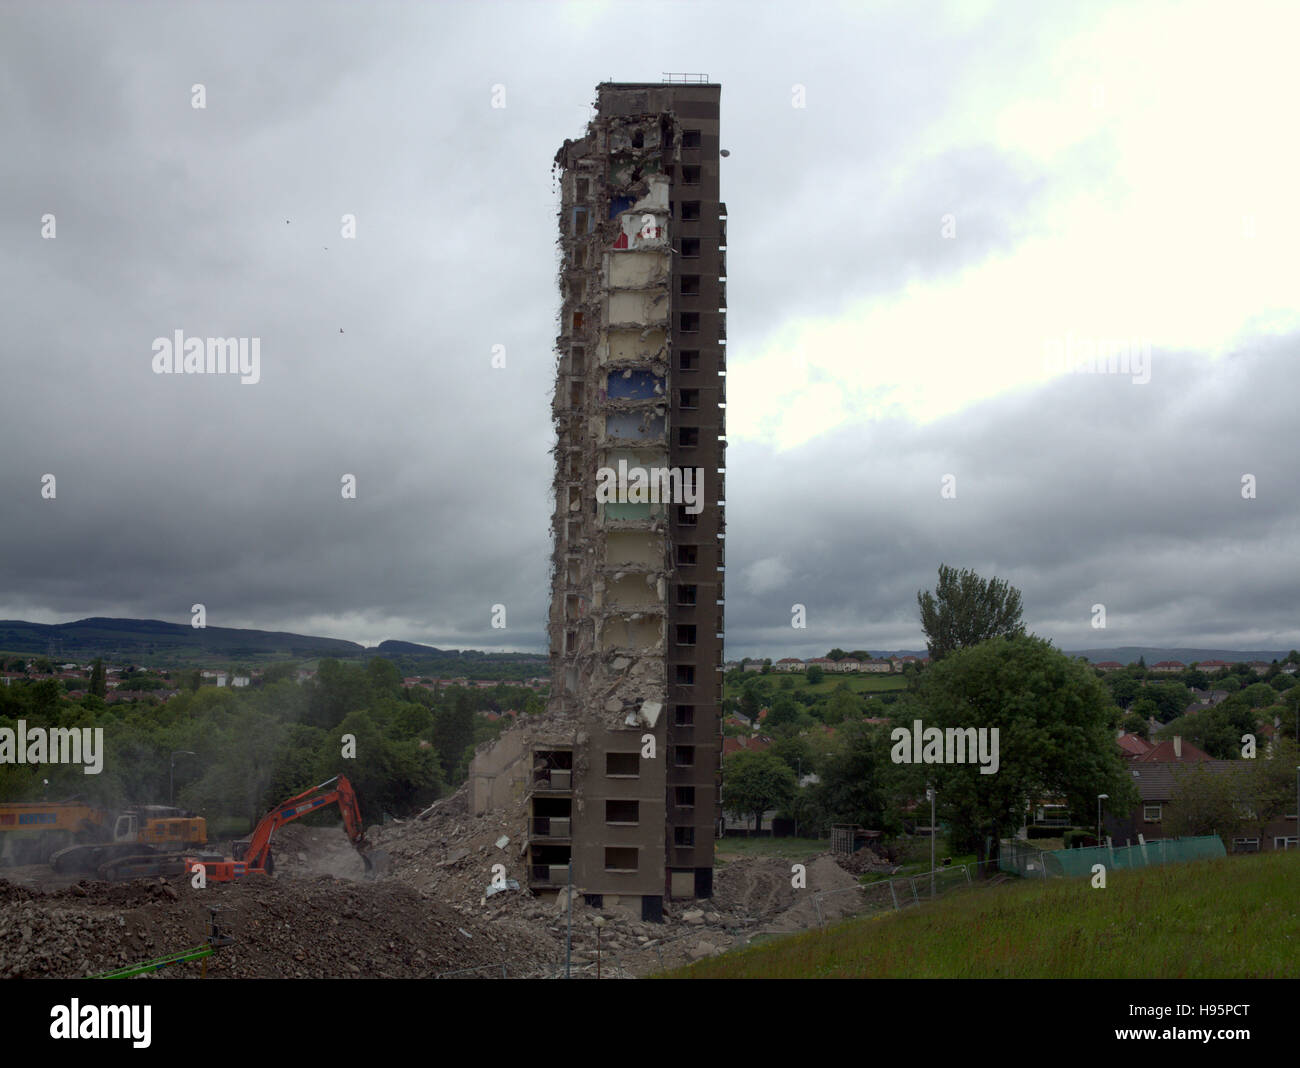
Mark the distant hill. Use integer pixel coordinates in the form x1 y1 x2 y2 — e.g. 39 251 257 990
0 618 548 678
1062 648 1295 665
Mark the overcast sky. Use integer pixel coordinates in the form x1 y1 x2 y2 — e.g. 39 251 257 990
3 0 1298 658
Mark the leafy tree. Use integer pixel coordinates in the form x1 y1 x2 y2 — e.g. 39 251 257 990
1241 683 1277 709
822 685 859 725
916 564 1025 663
261 661 300 686
1120 712 1149 739
765 694 800 732
1106 674 1140 708
902 634 1135 872
366 657 404 699
1148 681 1192 723
826 649 848 662
1219 677 1241 694
1182 669 1209 692
722 749 797 834
805 665 824 686
1163 763 1243 840
430 689 476 779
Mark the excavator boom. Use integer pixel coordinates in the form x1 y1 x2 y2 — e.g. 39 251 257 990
186 774 372 882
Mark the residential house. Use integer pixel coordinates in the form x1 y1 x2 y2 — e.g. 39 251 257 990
1134 736 1211 763
1116 731 1154 760
1107 759 1298 853
1093 661 1124 672
861 658 893 673
774 658 804 672
1150 661 1186 673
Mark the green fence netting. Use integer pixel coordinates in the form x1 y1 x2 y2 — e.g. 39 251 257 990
1000 835 1226 877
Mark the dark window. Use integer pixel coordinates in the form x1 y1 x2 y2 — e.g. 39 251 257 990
676 625 697 646
680 275 700 296
678 350 699 371
681 201 701 221
675 786 696 807
679 312 700 333
681 238 700 258
674 826 695 847
605 847 638 872
631 130 644 148
678 426 700 447
674 704 695 725
605 800 639 824
682 165 701 185
675 665 696 685
676 585 698 606
674 746 695 767
676 505 698 526
676 544 698 566
679 388 699 409
606 752 640 777
681 130 702 149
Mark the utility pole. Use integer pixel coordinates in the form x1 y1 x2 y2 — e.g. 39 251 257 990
1097 794 1109 844
927 784 935 899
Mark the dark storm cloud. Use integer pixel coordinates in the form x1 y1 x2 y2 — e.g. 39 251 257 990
8 0 1292 659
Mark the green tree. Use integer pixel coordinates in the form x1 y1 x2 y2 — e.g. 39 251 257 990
822 685 859 725
89 658 107 698
805 665 824 686
1164 763 1242 840
827 649 848 662
1120 712 1149 739
722 749 797 834
916 564 1026 663
261 661 300 686
765 694 801 732
1149 681 1192 723
903 634 1134 872
807 718 896 834
1241 682 1277 709
1106 674 1140 708
430 689 476 780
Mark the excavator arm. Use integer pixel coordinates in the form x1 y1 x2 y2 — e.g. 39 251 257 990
239 774 368 872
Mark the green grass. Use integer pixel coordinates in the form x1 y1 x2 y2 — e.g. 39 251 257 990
660 850 1300 978
725 674 908 700
714 837 829 867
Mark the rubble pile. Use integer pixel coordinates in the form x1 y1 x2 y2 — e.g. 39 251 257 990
0 874 556 979
833 846 899 877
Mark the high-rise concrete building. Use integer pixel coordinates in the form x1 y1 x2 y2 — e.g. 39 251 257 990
531 79 725 920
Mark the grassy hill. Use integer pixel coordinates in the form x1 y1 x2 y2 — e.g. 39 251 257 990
0 617 548 677
661 850 1299 978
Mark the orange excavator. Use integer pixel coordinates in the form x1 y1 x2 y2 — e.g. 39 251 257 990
185 774 383 882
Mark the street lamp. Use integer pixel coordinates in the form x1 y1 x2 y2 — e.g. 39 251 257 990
170 751 196 807
1097 794 1109 845
926 784 936 898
